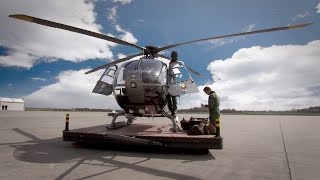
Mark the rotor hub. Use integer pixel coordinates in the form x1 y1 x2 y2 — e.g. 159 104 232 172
144 46 159 57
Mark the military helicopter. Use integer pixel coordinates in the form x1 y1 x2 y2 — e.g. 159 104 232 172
9 14 311 132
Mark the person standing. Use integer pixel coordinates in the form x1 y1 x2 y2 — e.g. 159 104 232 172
167 51 184 116
203 86 221 137
166 51 180 116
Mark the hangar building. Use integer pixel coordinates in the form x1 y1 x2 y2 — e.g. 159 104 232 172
0 97 25 111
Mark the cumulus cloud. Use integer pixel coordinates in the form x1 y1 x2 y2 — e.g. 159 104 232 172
0 0 115 68
0 51 36 68
180 40 320 110
317 3 320 13
25 69 119 109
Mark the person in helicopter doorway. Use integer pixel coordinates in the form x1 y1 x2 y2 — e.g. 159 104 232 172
166 51 184 116
203 86 221 137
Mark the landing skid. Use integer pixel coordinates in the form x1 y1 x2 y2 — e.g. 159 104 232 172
106 111 181 132
106 110 136 130
106 121 128 130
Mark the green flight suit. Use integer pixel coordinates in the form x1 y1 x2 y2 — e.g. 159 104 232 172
208 91 221 136
208 91 220 125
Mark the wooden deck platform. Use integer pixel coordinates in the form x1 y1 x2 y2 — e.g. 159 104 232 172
63 123 223 150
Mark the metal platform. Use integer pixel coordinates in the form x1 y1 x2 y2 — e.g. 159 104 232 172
63 123 223 150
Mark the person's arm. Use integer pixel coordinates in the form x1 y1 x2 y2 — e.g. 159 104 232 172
178 61 184 66
208 94 215 109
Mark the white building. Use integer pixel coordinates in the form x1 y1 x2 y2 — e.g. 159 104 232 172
0 97 25 111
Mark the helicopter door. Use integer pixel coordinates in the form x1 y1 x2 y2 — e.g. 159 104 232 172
167 64 199 96
92 65 117 96
168 79 199 96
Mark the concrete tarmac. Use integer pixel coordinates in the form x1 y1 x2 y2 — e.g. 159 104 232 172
0 111 319 180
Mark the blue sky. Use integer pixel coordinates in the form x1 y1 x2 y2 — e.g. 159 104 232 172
0 0 320 110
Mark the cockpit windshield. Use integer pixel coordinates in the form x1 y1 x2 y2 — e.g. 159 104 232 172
124 59 167 84
140 59 166 84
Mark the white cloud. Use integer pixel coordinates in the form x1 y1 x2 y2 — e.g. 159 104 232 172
0 0 115 68
31 77 46 82
205 24 256 48
107 6 138 44
180 40 320 110
112 0 134 5
243 24 256 31
0 51 36 68
317 3 320 13
108 6 118 24
25 69 119 109
292 11 309 21
115 25 138 44
117 53 126 59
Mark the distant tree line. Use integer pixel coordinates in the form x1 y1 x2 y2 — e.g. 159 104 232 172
25 106 320 114
294 106 320 112
178 106 320 114
25 107 117 112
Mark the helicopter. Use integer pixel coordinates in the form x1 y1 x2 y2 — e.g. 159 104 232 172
9 14 312 132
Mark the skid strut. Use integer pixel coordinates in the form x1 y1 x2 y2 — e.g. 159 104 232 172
107 111 180 132
163 111 180 132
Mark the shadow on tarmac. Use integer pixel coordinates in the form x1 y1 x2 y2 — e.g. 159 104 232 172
6 128 216 180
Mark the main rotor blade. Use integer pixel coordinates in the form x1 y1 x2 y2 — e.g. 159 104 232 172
156 22 313 53
85 52 143 74
9 14 144 50
185 65 202 76
158 54 202 76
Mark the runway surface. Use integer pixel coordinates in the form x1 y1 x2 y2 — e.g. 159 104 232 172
0 111 319 180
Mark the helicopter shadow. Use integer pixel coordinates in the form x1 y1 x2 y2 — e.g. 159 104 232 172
7 128 215 180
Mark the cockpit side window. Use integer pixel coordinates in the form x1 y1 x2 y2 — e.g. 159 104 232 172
92 65 117 96
159 63 167 84
116 65 126 85
104 65 117 77
100 65 117 85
